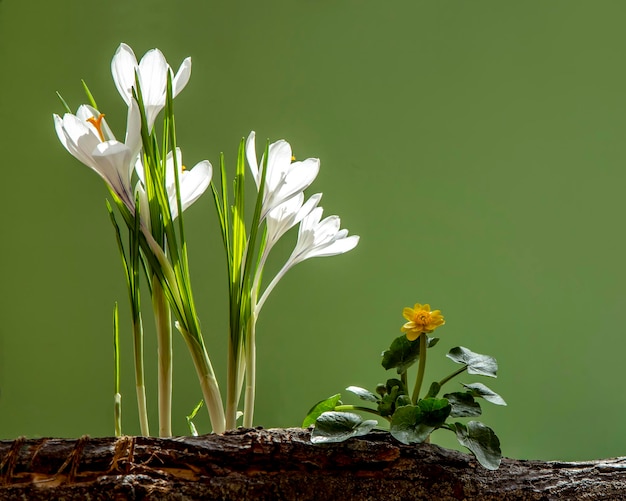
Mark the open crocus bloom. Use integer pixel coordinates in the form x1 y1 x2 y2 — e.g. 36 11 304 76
255 205 359 313
111 43 191 130
54 103 141 210
246 131 320 219
287 207 359 265
135 147 212 222
265 192 322 253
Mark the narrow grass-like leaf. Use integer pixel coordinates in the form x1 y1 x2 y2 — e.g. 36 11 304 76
56 92 72 114
81 79 98 109
186 400 204 436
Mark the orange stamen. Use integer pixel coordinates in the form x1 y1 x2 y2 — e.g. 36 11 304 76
86 113 106 142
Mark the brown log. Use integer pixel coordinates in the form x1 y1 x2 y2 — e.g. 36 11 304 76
1 427 625 500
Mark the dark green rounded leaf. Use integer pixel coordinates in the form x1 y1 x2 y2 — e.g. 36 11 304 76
390 405 434 444
346 386 379 403
462 382 507 406
443 392 482 417
382 335 439 373
417 397 452 426
453 421 502 470
446 346 498 378
303 393 342 427
311 411 378 444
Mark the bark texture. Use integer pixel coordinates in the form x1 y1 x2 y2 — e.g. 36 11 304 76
1 428 625 500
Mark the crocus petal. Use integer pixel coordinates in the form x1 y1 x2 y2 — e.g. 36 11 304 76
111 43 138 106
172 160 212 219
246 131 259 183
172 57 192 97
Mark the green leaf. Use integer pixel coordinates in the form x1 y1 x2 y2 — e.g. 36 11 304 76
390 398 452 444
425 381 441 398
452 421 502 470
311 412 378 443
385 378 407 394
81 79 98 109
390 405 432 444
443 392 482 417
346 386 379 403
303 394 342 427
417 397 452 426
462 383 507 406
378 379 407 417
395 394 412 408
382 335 438 373
446 347 498 378
55 91 72 114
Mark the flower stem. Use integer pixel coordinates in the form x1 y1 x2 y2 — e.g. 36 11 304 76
225 338 243 430
132 316 150 436
182 331 226 434
243 314 257 427
438 365 468 388
153 279 172 437
411 333 428 404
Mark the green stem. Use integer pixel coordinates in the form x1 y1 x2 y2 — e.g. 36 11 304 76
114 393 122 437
153 279 172 437
243 314 256 427
182 332 226 434
438 365 468 388
225 337 242 430
411 333 428 404
132 316 150 436
334 405 390 422
400 370 408 392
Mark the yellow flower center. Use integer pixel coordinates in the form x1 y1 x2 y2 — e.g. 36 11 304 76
86 113 106 142
413 311 431 327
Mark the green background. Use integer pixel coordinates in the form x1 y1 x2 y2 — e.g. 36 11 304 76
1 0 625 462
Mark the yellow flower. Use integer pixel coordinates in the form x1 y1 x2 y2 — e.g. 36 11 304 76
401 303 445 341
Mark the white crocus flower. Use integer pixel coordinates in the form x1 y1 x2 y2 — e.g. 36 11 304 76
54 103 141 211
135 147 212 224
246 131 320 219
111 43 191 130
265 192 322 253
255 206 359 313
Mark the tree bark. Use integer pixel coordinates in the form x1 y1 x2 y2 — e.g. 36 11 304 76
1 428 625 500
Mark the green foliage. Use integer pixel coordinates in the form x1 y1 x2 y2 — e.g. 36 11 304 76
443 392 482 417
303 394 342 428
446 346 498 378
311 412 378 444
451 421 502 470
462 382 507 406
346 386 379 403
381 334 439 373
390 398 451 444
306 320 505 470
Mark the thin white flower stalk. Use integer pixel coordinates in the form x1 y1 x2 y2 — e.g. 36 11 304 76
135 148 211 437
219 132 359 428
256 207 360 314
55 101 151 436
243 203 359 426
132 66 226 434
